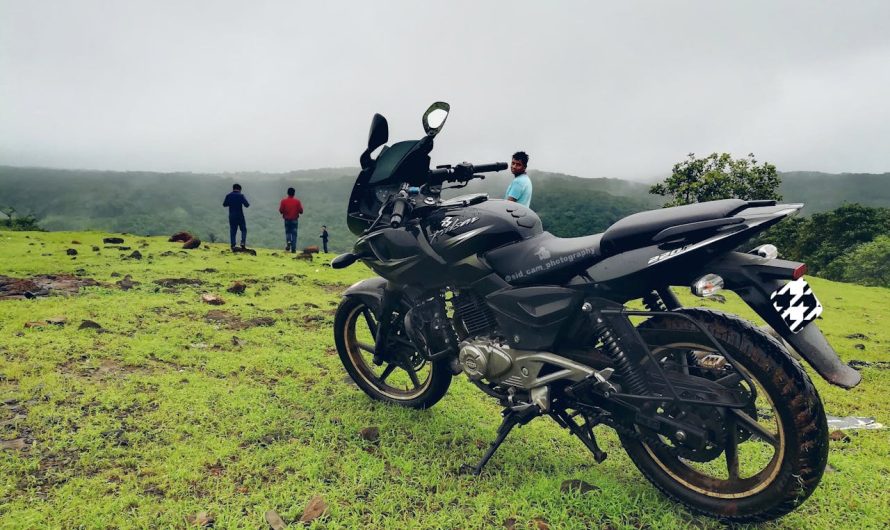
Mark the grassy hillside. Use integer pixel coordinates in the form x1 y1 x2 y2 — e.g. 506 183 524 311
1 230 888 529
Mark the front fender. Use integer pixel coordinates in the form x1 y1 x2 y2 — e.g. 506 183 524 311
709 252 861 389
342 276 388 313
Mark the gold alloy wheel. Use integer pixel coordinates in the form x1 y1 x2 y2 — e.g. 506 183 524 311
640 342 785 499
343 304 433 401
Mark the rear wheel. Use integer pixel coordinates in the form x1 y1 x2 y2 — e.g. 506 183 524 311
620 308 828 523
334 297 451 409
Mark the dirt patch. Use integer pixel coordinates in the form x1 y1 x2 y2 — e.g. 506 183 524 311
848 360 890 370
154 278 204 288
0 274 102 300
311 280 347 295
116 275 140 291
58 357 149 380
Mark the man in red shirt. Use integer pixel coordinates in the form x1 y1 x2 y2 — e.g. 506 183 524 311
278 187 304 253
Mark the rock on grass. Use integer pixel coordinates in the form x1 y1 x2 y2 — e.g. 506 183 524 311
264 510 286 530
0 438 29 451
829 430 851 443
185 511 214 527
201 294 225 305
226 282 246 294
299 495 327 523
359 426 380 444
78 320 103 330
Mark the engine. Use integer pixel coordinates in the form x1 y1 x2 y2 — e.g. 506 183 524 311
458 339 513 381
452 290 499 338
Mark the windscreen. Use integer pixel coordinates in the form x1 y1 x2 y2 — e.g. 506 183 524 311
368 140 421 184
347 138 431 235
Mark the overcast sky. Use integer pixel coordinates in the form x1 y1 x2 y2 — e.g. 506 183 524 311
1 1 889 181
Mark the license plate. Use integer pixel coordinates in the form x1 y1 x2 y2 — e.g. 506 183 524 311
769 278 823 334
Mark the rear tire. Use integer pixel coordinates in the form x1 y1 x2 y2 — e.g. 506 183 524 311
620 308 828 523
334 296 451 409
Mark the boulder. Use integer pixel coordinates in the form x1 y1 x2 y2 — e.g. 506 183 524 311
182 238 201 250
226 282 246 294
169 231 193 242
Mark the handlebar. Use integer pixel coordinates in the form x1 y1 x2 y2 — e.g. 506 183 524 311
470 162 509 174
389 192 409 228
388 161 507 228
429 161 508 183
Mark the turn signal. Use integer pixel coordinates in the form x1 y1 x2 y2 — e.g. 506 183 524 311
691 274 724 297
750 244 779 260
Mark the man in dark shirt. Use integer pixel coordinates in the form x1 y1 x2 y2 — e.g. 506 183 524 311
223 183 250 251
278 187 304 253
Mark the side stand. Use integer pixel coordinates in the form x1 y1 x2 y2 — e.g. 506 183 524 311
460 404 540 476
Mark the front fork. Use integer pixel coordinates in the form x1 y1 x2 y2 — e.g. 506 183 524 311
371 284 404 366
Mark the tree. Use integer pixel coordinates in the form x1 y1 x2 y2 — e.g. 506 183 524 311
650 152 782 207
0 206 43 231
824 235 890 288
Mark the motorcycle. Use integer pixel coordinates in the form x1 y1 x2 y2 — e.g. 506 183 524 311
331 102 861 522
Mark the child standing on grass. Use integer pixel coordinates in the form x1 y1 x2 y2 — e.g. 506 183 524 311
320 225 329 253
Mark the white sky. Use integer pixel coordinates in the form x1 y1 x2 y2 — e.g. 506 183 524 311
1 1 889 180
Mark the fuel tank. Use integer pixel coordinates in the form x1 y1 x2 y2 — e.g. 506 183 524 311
354 227 452 286
356 198 542 288
424 198 543 262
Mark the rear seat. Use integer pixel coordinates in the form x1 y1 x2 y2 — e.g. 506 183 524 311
600 199 748 254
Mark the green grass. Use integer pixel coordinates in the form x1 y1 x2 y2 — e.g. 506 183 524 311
1 230 888 529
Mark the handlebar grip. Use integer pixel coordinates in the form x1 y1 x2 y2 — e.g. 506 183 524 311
390 197 408 228
471 162 508 173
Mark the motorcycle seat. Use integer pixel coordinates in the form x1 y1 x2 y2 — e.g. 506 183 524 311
485 232 604 284
600 199 748 254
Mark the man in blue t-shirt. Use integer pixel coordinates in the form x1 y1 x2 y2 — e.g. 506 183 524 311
223 183 250 250
505 151 532 207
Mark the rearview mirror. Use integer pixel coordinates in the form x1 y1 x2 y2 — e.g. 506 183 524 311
368 113 389 152
422 102 450 137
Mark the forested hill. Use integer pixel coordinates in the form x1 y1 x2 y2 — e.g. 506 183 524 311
0 166 657 252
3 165 887 251
779 171 890 213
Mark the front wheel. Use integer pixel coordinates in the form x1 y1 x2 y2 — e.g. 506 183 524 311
334 296 452 409
620 308 828 523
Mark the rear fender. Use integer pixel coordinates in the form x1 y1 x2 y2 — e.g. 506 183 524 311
708 252 861 389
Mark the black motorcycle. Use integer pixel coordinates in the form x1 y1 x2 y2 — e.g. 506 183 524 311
332 102 860 522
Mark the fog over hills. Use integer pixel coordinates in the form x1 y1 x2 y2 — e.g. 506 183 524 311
2 165 887 251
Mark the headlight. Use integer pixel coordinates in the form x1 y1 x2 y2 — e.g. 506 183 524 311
691 274 724 297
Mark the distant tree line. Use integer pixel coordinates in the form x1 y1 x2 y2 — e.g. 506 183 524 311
647 153 890 288
0 206 43 231
759 204 890 288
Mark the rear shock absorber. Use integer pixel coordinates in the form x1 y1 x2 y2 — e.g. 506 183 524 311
642 290 667 312
592 313 648 396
